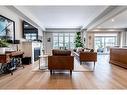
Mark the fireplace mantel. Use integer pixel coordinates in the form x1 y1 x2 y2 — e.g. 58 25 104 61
22 41 42 64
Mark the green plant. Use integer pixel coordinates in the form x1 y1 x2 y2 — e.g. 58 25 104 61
0 39 9 47
74 32 83 48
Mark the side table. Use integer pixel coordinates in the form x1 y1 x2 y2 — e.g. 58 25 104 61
39 55 48 70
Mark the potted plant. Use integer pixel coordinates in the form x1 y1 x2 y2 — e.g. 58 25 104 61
0 39 9 54
74 32 83 48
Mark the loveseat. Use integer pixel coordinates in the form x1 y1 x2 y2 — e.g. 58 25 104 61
48 49 74 75
73 48 97 70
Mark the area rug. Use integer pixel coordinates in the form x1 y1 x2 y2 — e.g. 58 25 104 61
32 58 93 72
73 58 94 72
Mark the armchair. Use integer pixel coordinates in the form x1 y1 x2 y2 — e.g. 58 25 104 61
73 51 97 70
48 49 74 75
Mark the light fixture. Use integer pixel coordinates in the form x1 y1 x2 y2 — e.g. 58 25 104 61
111 19 114 22
97 26 101 28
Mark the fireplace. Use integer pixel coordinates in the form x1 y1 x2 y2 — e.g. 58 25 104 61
34 47 40 61
22 41 42 64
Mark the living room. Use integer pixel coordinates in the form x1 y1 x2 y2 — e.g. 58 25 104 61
0 2 127 95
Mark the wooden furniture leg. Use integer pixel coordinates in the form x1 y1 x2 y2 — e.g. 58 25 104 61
93 61 95 71
7 64 13 75
50 70 52 75
70 70 72 75
80 61 82 65
0 64 3 73
20 58 24 68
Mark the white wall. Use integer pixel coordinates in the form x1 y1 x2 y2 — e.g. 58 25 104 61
43 32 53 54
86 32 94 49
118 31 127 47
81 30 87 47
0 6 43 50
125 32 127 45
38 27 43 36
0 6 23 40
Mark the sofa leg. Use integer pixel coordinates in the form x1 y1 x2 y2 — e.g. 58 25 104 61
80 61 82 65
50 70 52 75
93 62 95 71
70 70 72 75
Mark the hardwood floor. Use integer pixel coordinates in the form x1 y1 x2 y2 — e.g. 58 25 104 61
0 55 127 89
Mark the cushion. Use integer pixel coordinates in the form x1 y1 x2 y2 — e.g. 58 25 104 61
84 48 94 52
84 49 90 52
76 47 83 52
52 49 71 56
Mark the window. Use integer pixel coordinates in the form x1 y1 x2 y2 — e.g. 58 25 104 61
64 33 69 49
94 33 117 53
59 33 64 47
53 33 59 49
53 33 75 49
95 36 117 49
70 33 75 49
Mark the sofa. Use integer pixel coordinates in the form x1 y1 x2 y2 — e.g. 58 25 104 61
48 49 74 75
73 49 97 70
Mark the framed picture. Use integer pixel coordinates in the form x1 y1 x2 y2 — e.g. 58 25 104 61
0 15 15 41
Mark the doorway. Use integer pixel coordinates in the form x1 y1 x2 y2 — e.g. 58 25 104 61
94 33 117 54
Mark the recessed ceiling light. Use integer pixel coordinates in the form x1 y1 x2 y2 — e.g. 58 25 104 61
97 26 101 28
111 19 114 22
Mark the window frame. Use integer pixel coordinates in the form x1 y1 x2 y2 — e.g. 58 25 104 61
53 32 75 49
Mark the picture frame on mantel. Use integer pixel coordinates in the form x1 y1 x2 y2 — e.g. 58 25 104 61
0 15 15 42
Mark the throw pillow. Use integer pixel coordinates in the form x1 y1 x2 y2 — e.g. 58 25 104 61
76 47 83 52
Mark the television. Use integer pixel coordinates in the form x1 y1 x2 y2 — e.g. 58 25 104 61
22 21 38 41
0 15 15 41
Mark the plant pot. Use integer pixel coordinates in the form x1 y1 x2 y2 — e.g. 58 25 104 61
0 47 6 54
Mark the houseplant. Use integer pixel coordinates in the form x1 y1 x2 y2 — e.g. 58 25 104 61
74 32 83 48
0 39 9 54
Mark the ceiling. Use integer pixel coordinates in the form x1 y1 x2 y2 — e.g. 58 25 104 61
10 6 127 31
97 9 127 28
21 6 107 29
